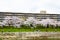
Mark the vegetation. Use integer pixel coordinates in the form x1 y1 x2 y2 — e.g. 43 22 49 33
0 16 60 32
0 25 60 32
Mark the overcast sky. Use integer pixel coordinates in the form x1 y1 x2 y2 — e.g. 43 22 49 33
0 0 60 14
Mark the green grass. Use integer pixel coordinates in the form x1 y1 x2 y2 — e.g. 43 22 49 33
0 28 60 32
0 25 60 32
0 28 32 32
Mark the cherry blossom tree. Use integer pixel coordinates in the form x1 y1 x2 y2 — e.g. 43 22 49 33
2 16 24 28
24 17 38 27
39 18 57 27
57 21 60 26
0 16 59 28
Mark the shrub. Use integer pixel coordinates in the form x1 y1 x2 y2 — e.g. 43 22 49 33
20 25 31 29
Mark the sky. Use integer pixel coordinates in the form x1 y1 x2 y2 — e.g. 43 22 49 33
0 0 60 14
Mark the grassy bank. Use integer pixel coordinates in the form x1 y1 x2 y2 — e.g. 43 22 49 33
0 25 60 32
0 28 60 32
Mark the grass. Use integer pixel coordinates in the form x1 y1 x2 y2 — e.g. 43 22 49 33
0 28 33 32
0 28 60 32
0 25 60 32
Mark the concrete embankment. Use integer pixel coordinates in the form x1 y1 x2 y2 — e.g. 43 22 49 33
0 32 60 40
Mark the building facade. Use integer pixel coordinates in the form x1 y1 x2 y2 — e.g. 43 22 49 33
0 11 60 21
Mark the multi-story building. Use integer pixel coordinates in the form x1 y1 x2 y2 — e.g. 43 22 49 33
0 11 60 21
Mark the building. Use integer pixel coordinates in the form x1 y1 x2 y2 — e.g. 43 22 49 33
0 11 60 21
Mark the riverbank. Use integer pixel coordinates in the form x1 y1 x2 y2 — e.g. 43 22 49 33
0 28 60 32
0 32 60 40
